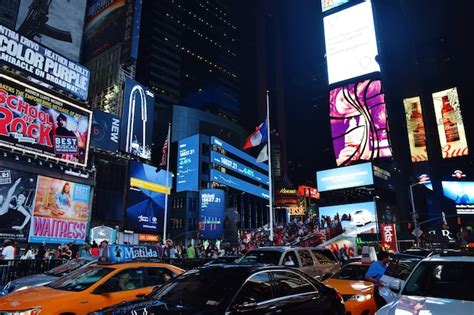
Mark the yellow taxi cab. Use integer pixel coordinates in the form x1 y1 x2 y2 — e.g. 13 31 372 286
324 262 377 315
0 261 184 314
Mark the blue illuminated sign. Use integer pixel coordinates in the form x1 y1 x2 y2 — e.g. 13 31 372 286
199 189 226 239
177 135 200 192
211 137 268 171
211 151 269 185
442 181 474 214
320 201 377 234
210 169 269 200
316 162 374 192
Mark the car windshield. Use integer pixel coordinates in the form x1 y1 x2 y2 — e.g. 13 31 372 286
152 269 240 310
238 251 281 265
332 264 369 281
47 266 113 292
402 261 474 301
46 258 92 277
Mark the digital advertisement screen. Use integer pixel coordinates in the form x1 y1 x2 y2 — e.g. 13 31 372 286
125 161 172 233
323 1 380 84
120 77 154 159
0 26 90 100
321 0 352 12
0 168 38 241
403 96 428 162
91 110 120 152
211 137 268 172
442 181 474 214
0 74 92 167
211 151 269 186
176 134 200 192
16 0 87 62
210 169 269 200
319 201 377 234
82 0 126 62
29 176 91 244
432 87 468 159
199 189 226 239
330 79 391 166
316 162 374 192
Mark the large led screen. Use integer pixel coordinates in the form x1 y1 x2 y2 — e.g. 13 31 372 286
91 110 121 152
199 189 225 239
29 176 91 244
0 168 37 241
0 26 90 100
0 74 92 167
120 77 154 159
211 151 269 186
323 1 380 84
442 181 474 214
16 0 87 62
177 134 200 192
210 169 269 200
211 137 268 171
330 79 391 166
432 88 468 159
125 161 172 234
403 97 428 162
317 162 373 192
320 201 377 234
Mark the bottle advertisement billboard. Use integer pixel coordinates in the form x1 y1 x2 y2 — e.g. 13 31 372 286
403 96 428 162
0 74 92 167
432 87 468 159
330 79 392 166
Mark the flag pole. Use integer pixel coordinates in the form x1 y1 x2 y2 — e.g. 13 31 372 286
266 90 274 242
163 123 171 244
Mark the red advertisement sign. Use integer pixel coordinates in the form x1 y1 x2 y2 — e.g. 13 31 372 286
297 185 320 199
381 224 398 252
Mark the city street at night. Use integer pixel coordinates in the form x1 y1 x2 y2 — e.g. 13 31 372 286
0 0 473 314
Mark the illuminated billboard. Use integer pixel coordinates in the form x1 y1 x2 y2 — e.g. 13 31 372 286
199 189 226 239
320 201 377 234
330 79 391 166
16 0 87 62
316 162 373 192
210 169 269 200
91 110 121 152
321 0 352 12
211 151 269 186
120 77 154 159
403 97 428 162
125 161 172 233
432 87 468 159
0 26 90 100
323 1 380 84
0 74 92 167
442 181 474 214
177 134 200 192
29 176 91 244
211 137 268 171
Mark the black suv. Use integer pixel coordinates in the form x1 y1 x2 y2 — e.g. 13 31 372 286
92 264 345 315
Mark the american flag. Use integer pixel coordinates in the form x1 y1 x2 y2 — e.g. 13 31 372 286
160 137 168 167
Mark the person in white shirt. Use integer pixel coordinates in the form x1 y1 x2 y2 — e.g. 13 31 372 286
1 240 15 260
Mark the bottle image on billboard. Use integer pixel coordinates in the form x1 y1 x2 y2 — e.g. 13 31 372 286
410 102 426 148
441 96 460 143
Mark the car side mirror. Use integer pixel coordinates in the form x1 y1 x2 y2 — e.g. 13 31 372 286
389 280 401 293
234 298 257 312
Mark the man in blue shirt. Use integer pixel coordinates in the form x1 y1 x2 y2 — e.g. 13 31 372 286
365 250 389 309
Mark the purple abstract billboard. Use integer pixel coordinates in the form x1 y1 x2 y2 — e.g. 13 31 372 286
330 79 392 166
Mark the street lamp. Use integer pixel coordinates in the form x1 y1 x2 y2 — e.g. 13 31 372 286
409 177 431 246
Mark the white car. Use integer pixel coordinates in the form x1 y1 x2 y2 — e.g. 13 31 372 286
351 209 373 226
376 255 474 314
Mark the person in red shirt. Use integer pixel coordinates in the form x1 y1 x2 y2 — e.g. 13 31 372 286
90 241 100 257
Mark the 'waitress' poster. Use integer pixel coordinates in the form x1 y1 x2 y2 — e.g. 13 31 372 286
0 169 37 241
28 176 91 244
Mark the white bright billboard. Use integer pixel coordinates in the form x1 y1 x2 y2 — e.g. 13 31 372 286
323 1 380 84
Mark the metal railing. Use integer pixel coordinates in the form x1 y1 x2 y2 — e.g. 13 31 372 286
0 259 65 286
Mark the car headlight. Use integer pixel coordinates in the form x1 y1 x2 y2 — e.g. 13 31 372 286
1 307 42 315
348 294 372 302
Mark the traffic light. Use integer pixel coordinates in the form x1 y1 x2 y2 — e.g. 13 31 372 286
457 216 462 225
